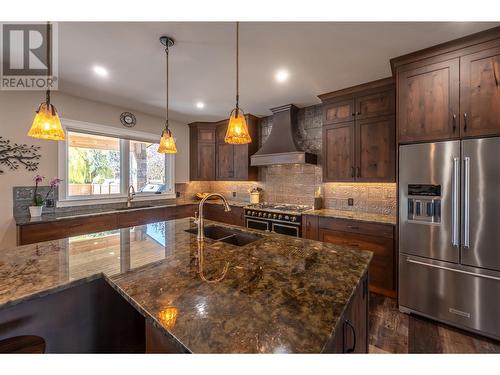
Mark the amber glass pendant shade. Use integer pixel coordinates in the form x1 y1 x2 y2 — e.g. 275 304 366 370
157 128 177 153
28 103 65 141
224 109 251 144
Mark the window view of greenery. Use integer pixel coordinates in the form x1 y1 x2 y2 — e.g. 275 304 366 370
68 132 121 196
130 140 166 193
67 131 167 198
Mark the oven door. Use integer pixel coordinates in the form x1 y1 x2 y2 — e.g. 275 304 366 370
271 222 300 237
246 218 270 232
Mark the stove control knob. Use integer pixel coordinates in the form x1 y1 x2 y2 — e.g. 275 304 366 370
251 211 256 216
273 214 277 219
278 215 283 220
284 215 290 220
291 216 297 222
258 212 262 217
262 213 267 217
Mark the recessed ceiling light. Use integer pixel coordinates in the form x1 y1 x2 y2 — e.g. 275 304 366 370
275 69 289 83
93 65 109 77
196 102 205 109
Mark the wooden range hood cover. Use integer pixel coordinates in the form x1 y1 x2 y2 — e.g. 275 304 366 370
250 104 317 166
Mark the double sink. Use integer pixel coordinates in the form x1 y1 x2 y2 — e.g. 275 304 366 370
185 225 262 247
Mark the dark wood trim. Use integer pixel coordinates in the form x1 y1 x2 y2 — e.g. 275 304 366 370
390 26 500 74
318 77 394 102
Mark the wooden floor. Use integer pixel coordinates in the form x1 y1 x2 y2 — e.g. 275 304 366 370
369 293 500 353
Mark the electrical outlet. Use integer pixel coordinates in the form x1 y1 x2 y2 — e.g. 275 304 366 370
232 192 236 198
176 191 181 198
347 198 354 206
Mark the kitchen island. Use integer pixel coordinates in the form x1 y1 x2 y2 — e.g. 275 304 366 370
0 217 371 353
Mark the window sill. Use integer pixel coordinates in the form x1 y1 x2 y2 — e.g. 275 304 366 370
56 193 176 208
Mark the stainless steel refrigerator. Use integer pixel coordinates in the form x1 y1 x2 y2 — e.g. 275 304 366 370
399 138 500 341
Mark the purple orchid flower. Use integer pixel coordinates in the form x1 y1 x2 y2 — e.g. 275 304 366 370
49 177 62 188
34 175 44 183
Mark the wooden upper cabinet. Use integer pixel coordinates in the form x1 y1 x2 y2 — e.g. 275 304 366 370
398 58 460 143
393 28 500 143
320 77 396 183
460 45 500 138
189 116 259 182
323 122 355 182
356 89 394 120
356 115 395 182
323 99 355 125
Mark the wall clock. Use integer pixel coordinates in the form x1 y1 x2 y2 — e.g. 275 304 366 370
120 112 137 128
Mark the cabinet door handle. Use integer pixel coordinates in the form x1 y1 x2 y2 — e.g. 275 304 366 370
356 167 361 178
351 112 356 117
343 320 357 353
452 114 457 133
463 113 468 132
357 111 361 115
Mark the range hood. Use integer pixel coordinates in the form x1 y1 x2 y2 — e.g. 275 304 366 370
251 104 317 166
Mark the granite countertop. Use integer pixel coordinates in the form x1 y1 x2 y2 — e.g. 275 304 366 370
14 198 249 226
304 208 396 225
0 217 372 353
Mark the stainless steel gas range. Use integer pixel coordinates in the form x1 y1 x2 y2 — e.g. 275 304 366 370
244 203 311 237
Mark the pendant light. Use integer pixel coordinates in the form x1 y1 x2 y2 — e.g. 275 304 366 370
225 22 252 145
157 36 177 154
28 22 65 141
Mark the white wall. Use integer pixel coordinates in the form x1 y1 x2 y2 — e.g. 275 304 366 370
0 90 189 250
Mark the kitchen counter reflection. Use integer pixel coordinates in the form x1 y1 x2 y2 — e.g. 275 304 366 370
0 218 372 353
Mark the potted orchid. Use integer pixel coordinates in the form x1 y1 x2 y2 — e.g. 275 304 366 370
29 175 62 217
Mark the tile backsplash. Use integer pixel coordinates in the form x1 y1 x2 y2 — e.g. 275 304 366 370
175 103 396 216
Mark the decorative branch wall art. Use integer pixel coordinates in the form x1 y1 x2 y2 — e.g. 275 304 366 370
0 137 41 174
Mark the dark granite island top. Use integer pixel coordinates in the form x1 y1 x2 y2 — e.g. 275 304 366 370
0 218 372 353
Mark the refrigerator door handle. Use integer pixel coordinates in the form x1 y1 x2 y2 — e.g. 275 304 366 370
464 156 471 248
452 157 460 247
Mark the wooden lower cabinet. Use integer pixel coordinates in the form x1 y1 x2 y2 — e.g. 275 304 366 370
324 272 369 353
17 204 198 246
203 204 245 227
303 215 396 298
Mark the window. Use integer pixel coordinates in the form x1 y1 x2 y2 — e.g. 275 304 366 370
58 119 175 204
68 132 121 196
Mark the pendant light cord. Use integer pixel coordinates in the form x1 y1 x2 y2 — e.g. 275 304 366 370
46 21 51 107
235 21 239 114
165 43 169 131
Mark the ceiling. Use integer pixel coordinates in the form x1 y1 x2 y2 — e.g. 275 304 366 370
55 22 498 123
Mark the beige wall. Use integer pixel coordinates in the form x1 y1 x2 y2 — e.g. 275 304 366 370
0 91 189 249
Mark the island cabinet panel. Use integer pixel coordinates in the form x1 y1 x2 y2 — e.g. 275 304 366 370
460 46 500 138
145 320 188 354
320 77 395 183
398 58 460 143
303 215 396 298
0 278 145 353
203 204 245 227
323 272 368 353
